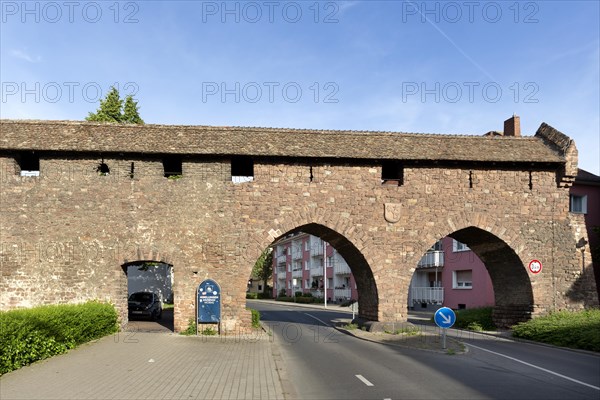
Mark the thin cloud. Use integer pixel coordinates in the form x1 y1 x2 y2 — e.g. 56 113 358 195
10 49 41 63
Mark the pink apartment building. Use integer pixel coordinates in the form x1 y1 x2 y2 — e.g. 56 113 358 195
570 169 600 295
272 232 358 302
408 237 494 311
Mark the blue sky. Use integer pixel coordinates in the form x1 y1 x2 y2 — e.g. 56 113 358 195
1 0 599 174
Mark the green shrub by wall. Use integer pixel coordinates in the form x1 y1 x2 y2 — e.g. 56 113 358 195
0 301 118 375
512 309 600 352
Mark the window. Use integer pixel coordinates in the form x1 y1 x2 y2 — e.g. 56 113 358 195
305 279 310 288
327 255 333 267
570 195 587 214
304 241 309 251
304 261 309 270
163 155 182 178
18 152 40 176
231 156 254 183
453 270 472 289
453 239 470 252
431 240 443 251
381 161 404 185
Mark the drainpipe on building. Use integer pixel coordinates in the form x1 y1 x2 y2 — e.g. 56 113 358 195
323 240 328 308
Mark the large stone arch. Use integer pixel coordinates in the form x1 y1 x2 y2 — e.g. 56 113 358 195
410 213 536 327
242 208 380 322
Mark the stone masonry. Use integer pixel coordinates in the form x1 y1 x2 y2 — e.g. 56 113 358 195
0 119 597 331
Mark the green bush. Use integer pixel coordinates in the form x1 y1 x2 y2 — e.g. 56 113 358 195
246 292 258 299
276 296 294 302
0 301 118 375
302 292 313 298
180 318 197 336
512 309 600 352
249 308 261 328
431 307 496 331
295 297 314 304
256 292 272 299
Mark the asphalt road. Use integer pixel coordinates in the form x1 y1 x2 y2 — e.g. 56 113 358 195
248 300 600 400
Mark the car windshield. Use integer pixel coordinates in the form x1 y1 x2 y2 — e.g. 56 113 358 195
129 292 153 302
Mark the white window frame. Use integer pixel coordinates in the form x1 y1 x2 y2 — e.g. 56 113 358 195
453 239 470 252
453 270 473 289
570 195 588 214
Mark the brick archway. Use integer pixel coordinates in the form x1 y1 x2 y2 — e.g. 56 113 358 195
247 218 379 322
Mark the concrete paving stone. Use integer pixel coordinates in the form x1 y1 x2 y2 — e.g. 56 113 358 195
0 332 285 400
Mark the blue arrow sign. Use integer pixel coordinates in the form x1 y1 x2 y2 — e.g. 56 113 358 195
434 307 456 329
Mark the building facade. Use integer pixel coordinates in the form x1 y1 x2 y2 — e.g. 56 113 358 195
408 237 495 311
570 169 600 295
272 233 358 302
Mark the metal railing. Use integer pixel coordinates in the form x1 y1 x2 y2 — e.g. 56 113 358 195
409 287 444 304
417 251 444 268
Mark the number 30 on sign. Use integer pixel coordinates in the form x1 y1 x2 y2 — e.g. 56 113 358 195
528 259 542 274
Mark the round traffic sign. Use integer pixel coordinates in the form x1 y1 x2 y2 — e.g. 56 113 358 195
434 307 456 329
528 259 542 274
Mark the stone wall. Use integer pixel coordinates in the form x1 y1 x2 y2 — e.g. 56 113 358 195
1 121 598 332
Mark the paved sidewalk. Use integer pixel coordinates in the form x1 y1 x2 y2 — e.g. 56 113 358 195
0 331 284 400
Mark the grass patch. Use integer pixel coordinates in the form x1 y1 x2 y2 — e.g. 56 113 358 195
342 323 358 330
512 309 600 352
180 318 197 336
249 308 261 329
162 303 174 310
393 326 421 336
0 301 118 375
200 326 217 336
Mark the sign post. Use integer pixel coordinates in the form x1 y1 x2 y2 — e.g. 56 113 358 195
197 279 221 334
434 307 456 349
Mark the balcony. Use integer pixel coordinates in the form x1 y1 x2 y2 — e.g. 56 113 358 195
310 289 323 298
409 287 444 305
276 254 287 265
333 256 351 275
291 267 303 278
417 250 444 268
276 266 286 274
334 288 352 301
292 248 303 260
310 240 324 256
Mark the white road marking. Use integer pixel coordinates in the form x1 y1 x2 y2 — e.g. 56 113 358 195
355 374 374 387
467 343 600 391
303 313 331 327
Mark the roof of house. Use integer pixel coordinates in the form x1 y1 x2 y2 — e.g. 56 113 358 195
576 169 600 185
0 119 566 164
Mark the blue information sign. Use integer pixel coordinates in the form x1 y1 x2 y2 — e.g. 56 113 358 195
434 307 456 329
197 279 221 323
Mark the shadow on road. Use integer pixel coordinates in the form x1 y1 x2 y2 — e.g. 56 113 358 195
126 308 174 332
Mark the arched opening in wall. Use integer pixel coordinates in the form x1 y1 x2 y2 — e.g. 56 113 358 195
427 227 533 328
247 247 274 301
249 223 377 322
122 261 174 332
407 236 495 315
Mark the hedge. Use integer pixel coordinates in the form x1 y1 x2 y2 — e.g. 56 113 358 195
0 301 118 375
512 309 600 352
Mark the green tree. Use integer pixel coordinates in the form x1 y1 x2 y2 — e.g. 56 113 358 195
123 95 144 124
251 248 273 296
86 86 144 124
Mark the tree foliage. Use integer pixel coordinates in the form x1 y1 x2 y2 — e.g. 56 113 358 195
86 86 144 124
252 248 273 295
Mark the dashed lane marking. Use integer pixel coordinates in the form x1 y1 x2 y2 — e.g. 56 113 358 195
356 374 375 387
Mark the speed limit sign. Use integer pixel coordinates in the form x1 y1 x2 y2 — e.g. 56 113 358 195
528 259 542 274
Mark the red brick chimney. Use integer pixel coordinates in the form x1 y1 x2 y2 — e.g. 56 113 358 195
504 115 521 137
